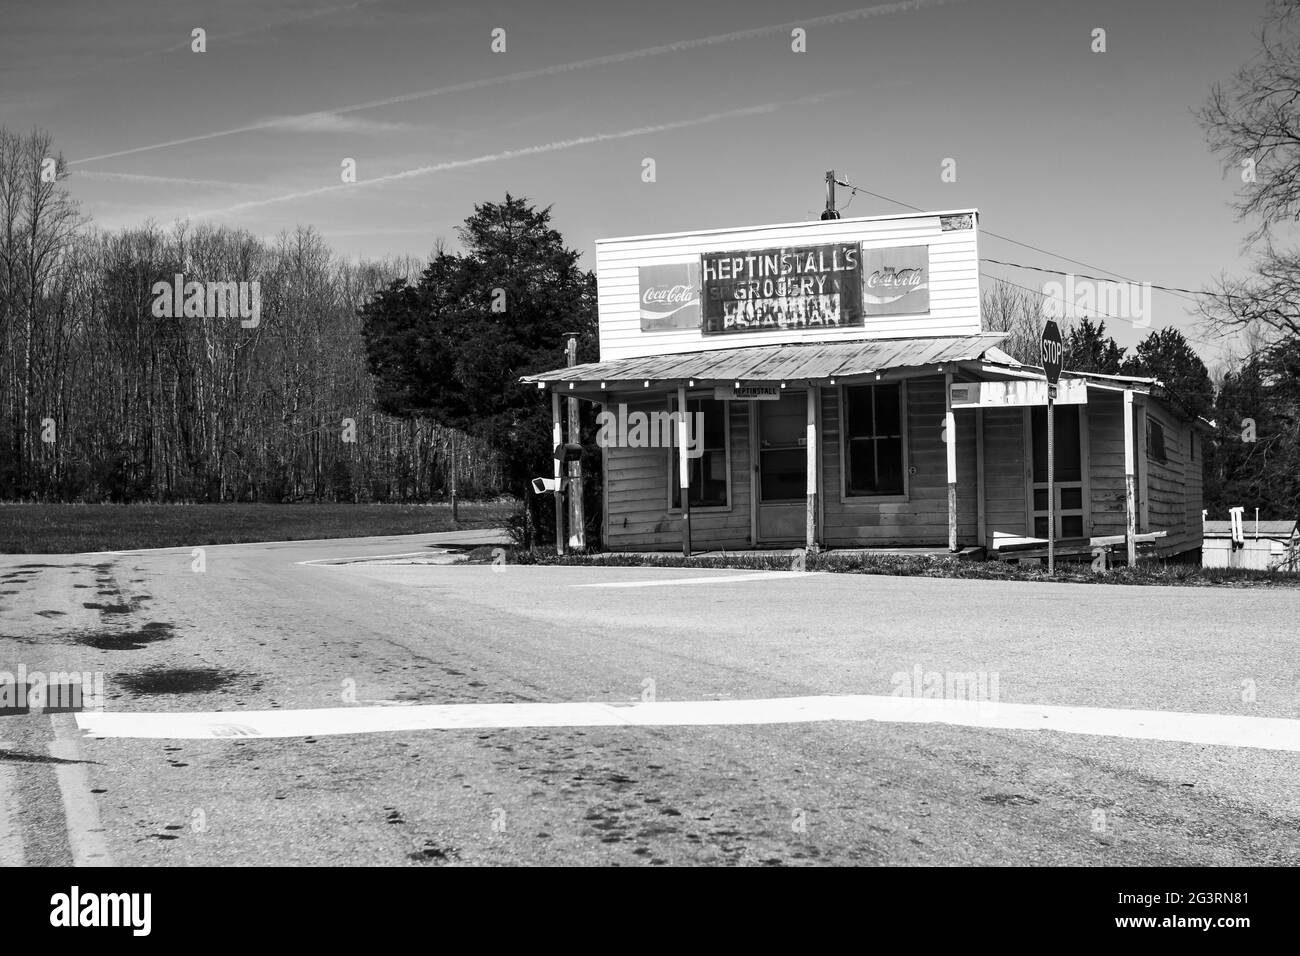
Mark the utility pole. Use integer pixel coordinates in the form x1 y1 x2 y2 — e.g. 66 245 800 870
820 170 841 220
564 332 585 550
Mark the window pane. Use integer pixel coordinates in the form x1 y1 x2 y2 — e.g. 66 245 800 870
759 394 805 448
1061 487 1082 510
696 449 727 507
846 439 876 495
1033 488 1049 512
846 388 874 440
760 449 806 501
876 437 904 494
693 399 726 449
1148 420 1167 463
1062 515 1084 538
874 385 901 437
1034 516 1049 538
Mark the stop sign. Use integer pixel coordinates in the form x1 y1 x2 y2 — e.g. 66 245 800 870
1041 320 1063 385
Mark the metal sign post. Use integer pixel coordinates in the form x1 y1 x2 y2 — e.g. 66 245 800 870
1041 320 1063 574
1047 389 1055 573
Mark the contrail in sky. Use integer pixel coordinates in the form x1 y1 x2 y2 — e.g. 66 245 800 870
45 0 389 86
71 0 962 165
188 94 844 219
76 170 267 191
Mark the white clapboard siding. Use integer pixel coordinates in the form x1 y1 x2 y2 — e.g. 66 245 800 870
596 210 981 361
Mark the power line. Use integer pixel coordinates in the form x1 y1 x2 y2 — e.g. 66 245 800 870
834 177 1210 303
981 257 1213 299
979 271 1121 322
834 176 1229 350
978 270 1227 352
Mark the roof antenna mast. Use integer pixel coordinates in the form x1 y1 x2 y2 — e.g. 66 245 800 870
820 169 841 220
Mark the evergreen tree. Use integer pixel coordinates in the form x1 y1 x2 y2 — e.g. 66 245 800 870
359 195 599 542
1121 328 1214 422
1061 317 1126 374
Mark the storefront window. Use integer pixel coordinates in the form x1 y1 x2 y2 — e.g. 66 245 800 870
843 384 905 496
670 398 728 508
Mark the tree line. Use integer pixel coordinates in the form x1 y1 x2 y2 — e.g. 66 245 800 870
0 127 501 504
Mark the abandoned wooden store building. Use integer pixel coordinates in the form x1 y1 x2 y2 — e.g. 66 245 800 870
524 209 1204 561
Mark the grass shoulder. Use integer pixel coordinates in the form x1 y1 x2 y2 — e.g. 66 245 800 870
465 546 1300 588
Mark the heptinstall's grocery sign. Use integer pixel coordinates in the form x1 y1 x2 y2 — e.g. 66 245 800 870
861 245 929 316
638 262 701 331
702 243 863 335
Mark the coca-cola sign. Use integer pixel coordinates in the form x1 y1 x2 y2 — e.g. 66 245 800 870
861 245 929 316
639 263 701 331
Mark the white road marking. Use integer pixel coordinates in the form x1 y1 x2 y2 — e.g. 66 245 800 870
573 571 806 588
85 529 509 556
296 550 451 566
48 715 113 866
76 694 1300 753
0 741 24 867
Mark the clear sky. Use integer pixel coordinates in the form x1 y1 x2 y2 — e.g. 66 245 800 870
0 0 1275 368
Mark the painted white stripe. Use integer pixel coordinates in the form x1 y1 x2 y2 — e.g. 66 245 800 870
85 529 509 556
0 742 25 867
296 550 449 566
573 571 805 588
76 694 1300 753
48 715 113 866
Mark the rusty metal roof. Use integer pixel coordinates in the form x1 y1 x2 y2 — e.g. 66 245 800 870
524 333 1008 386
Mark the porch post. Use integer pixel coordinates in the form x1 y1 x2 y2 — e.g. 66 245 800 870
975 408 987 547
1123 389 1136 566
565 337 585 550
806 385 819 553
677 385 691 556
945 373 958 553
551 389 565 555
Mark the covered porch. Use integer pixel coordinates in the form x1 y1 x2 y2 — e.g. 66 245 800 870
524 334 1164 563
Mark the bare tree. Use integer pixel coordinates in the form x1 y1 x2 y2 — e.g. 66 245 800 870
1198 0 1300 347
1199 0 1300 245
981 278 1046 363
0 127 82 494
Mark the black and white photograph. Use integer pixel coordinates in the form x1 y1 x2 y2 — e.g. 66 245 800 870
1 0 1297 933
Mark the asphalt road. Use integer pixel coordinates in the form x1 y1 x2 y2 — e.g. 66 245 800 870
2 532 1299 866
